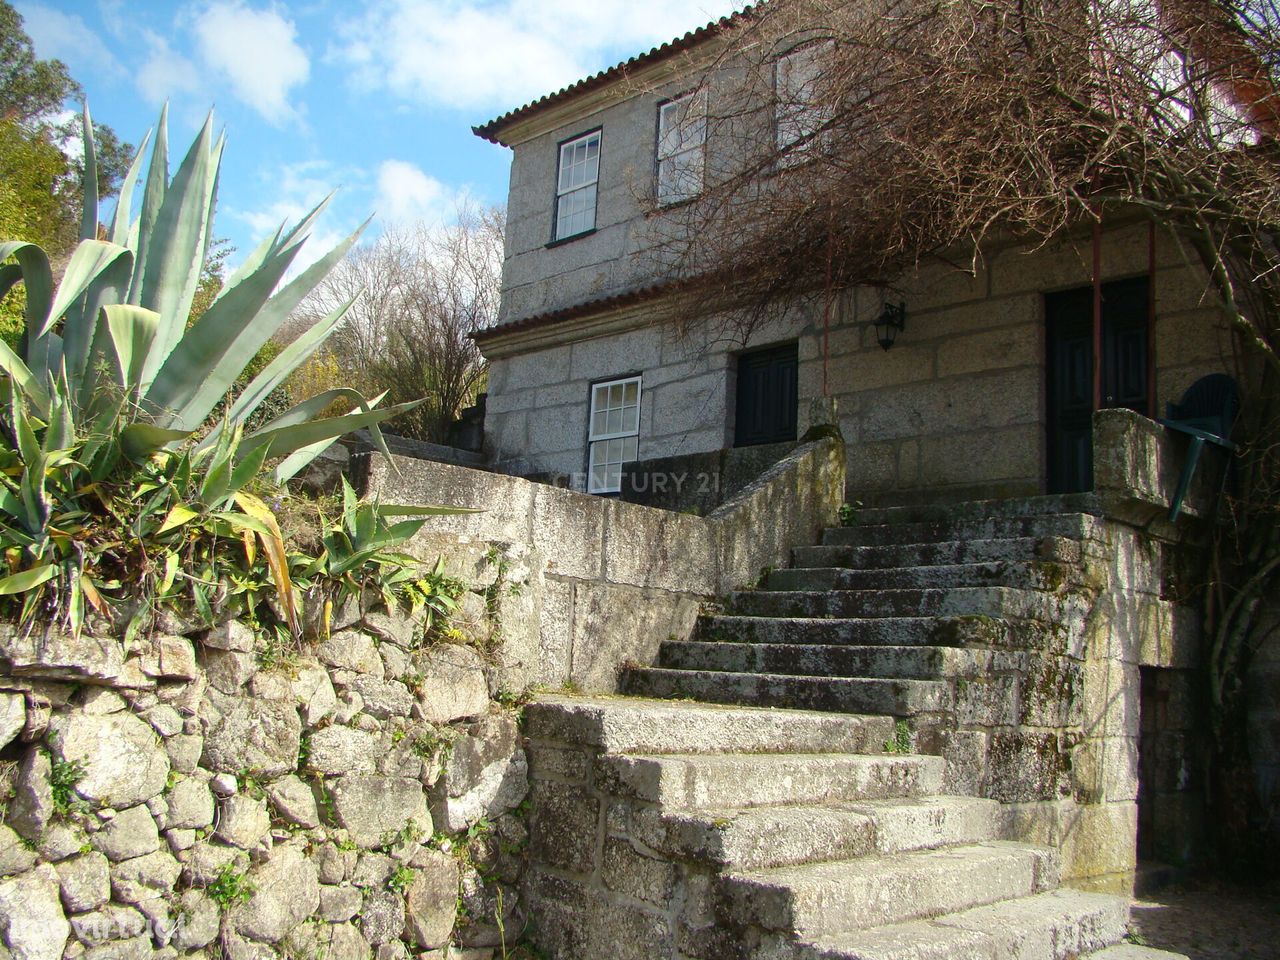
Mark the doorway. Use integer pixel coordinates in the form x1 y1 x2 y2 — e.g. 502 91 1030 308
734 342 798 447
1045 277 1150 494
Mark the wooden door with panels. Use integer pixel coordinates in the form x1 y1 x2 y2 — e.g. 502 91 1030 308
1045 277 1150 494
735 343 799 448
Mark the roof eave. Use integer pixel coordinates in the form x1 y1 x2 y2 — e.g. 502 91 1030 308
472 5 759 147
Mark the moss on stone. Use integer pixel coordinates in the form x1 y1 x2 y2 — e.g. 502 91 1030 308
931 614 1004 648
799 423 845 444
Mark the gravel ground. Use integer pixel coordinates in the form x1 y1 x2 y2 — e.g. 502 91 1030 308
1128 879 1280 959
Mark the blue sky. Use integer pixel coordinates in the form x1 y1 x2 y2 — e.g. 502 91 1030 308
16 0 742 269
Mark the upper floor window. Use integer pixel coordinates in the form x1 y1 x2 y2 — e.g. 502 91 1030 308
588 376 641 494
555 129 601 241
656 91 706 205
775 40 834 162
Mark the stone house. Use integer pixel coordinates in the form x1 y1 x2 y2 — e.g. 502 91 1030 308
470 14 1232 502
423 8 1280 958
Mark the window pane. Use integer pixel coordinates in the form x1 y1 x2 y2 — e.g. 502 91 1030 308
658 102 680 157
558 143 575 191
657 94 706 204
776 41 833 153
685 112 706 149
658 150 703 204
587 378 640 493
558 132 601 197
621 403 640 434
556 183 597 239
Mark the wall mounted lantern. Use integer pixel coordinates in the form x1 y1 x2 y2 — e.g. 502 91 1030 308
875 301 906 351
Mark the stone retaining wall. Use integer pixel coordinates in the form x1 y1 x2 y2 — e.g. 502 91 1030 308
1002 410 1213 885
359 435 846 694
618 441 799 515
0 600 529 960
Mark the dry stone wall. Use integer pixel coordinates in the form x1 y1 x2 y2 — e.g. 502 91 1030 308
0 600 529 960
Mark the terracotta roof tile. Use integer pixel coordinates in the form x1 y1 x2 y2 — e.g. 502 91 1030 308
471 281 674 342
472 5 759 146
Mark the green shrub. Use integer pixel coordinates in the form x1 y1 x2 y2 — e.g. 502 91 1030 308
208 864 254 909
0 106 468 637
48 755 86 815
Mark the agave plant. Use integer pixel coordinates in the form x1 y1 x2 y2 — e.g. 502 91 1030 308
293 476 467 639
0 105 438 634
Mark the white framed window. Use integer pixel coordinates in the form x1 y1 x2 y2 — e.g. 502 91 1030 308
587 376 641 494
555 130 601 240
656 91 706 205
775 40 834 162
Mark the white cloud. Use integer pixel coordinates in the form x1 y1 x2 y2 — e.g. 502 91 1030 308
374 160 466 228
337 0 744 111
136 31 201 105
236 160 344 240
232 159 475 286
14 3 124 80
193 1 310 125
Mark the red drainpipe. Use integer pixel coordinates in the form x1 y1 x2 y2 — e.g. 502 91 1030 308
1092 216 1104 412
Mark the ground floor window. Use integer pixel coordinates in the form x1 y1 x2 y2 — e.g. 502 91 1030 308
588 376 641 494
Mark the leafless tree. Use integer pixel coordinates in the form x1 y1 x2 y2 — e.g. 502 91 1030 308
638 0 1280 868
294 202 504 442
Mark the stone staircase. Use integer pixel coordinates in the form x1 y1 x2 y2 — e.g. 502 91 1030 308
522 496 1186 960
625 497 1109 726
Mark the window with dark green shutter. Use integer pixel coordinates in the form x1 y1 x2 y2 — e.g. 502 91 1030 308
734 343 798 447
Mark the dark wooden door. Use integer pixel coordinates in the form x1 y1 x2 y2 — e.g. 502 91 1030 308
735 343 798 447
1045 277 1149 494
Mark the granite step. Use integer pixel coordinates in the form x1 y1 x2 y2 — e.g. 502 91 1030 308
784 888 1127 960
599 752 946 808
693 614 1046 649
633 805 877 871
727 586 1083 621
850 493 1102 526
719 841 1059 939
621 667 952 716
1084 945 1191 960
792 537 1052 570
654 641 1008 680
843 796 1006 855
521 694 894 756
765 561 1076 593
822 514 1101 548
633 796 1004 872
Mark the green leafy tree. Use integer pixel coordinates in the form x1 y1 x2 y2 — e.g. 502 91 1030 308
0 2 131 234
0 2 76 125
